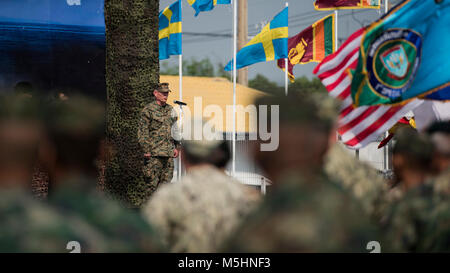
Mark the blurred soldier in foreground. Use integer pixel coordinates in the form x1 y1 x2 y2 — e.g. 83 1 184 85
136 83 180 207
223 92 378 253
426 121 450 196
380 128 441 252
142 120 260 252
421 121 450 251
0 95 106 253
324 143 390 223
43 96 164 252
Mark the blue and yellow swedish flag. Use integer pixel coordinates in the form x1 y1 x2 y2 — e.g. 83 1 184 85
224 7 288 71
188 0 231 17
159 0 182 60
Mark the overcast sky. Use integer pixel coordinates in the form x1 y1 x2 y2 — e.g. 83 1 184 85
159 0 397 84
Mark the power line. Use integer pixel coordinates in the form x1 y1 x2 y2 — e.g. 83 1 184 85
183 8 377 44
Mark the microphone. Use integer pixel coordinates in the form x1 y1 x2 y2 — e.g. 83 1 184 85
173 100 187 106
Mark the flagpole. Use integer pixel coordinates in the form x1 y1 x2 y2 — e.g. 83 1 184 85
232 0 237 177
334 10 338 52
384 0 389 172
334 9 340 142
178 53 183 181
178 0 183 181
285 2 289 96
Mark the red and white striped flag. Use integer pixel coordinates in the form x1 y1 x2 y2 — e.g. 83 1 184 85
313 28 423 149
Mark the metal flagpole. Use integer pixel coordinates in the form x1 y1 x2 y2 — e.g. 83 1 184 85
334 10 338 52
335 10 340 142
285 2 289 96
232 0 237 177
178 57 183 180
178 0 183 180
384 0 389 171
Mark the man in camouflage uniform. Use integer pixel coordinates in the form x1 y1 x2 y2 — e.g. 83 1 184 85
137 83 179 204
42 95 164 252
0 95 108 252
426 121 450 196
142 120 260 252
324 143 390 224
223 92 379 253
380 128 441 252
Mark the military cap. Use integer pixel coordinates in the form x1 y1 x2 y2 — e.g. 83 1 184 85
182 119 225 158
156 82 171 93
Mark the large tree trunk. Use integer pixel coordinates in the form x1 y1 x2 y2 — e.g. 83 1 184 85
104 0 159 208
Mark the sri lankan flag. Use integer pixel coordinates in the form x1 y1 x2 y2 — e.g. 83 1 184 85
277 14 335 82
314 0 380 10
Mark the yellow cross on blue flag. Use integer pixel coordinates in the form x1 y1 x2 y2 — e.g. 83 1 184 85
224 7 288 71
187 0 231 17
159 0 182 60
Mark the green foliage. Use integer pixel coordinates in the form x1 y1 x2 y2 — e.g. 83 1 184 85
289 76 327 94
160 57 230 79
184 57 215 77
161 57 326 95
160 62 178 75
249 74 327 95
248 74 284 94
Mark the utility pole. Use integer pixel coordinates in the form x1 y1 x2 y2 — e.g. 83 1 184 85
238 0 248 86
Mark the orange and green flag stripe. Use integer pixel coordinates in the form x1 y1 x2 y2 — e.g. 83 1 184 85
278 14 335 82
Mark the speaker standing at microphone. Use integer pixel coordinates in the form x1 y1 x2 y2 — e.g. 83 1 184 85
135 83 181 207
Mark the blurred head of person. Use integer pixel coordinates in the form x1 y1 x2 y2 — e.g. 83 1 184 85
181 119 230 171
153 83 171 106
0 94 44 190
252 91 339 184
13 82 34 98
42 95 105 192
392 127 434 191
426 121 450 174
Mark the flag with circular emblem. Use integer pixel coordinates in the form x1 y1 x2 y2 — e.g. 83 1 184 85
350 0 450 107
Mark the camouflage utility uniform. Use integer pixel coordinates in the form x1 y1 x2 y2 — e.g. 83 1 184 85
142 165 260 252
381 183 439 252
223 172 379 253
0 190 109 253
137 100 178 203
49 176 165 252
324 143 390 223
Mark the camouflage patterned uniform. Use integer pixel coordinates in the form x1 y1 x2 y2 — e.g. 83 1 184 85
324 143 390 223
142 165 261 253
223 172 379 253
433 168 450 197
0 189 109 253
381 183 438 252
49 176 165 253
137 99 178 199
